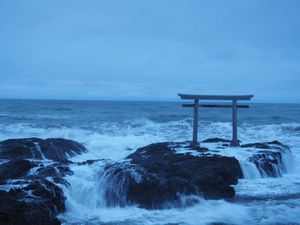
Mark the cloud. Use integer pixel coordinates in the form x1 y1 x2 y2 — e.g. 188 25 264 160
0 0 300 102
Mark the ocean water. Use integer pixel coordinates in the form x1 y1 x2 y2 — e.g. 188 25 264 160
1 99 300 225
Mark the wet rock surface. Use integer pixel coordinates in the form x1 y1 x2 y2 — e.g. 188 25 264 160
0 181 64 225
202 138 231 143
0 138 86 225
203 139 290 178
0 159 36 182
0 138 86 162
102 142 243 209
241 140 288 150
244 141 290 177
100 140 291 209
0 137 291 222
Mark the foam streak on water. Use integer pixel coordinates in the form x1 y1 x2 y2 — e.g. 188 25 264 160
0 100 300 224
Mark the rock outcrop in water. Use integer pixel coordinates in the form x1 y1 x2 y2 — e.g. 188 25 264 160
0 138 86 225
0 137 291 222
102 142 243 209
242 141 290 177
0 138 86 162
100 140 291 209
202 138 291 178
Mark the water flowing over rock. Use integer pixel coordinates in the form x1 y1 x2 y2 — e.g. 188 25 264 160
100 142 243 209
0 138 86 162
242 141 291 177
0 138 86 225
0 181 64 225
202 138 291 178
0 137 292 223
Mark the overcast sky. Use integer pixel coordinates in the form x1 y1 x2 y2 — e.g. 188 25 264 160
0 0 300 102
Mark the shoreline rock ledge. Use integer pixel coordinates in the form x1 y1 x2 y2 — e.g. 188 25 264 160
0 137 290 223
102 142 243 209
0 138 86 225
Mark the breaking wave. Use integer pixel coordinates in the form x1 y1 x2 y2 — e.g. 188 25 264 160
1 118 300 225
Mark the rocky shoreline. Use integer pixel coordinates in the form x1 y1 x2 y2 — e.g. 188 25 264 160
0 138 291 224
0 138 86 225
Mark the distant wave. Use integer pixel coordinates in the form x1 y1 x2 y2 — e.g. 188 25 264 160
280 124 300 132
0 114 71 120
52 107 73 111
0 120 299 150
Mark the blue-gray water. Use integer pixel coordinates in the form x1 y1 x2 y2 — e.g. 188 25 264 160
1 99 300 127
1 99 300 224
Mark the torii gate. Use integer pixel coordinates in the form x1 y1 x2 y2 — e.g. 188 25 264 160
178 94 254 147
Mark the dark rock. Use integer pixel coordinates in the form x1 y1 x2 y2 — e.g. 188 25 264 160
242 140 290 177
35 163 73 186
268 140 283 145
183 144 209 152
0 137 86 224
0 138 41 160
0 160 36 182
77 159 106 166
241 142 271 149
101 143 242 209
241 140 288 150
249 151 284 177
0 162 68 224
0 179 64 225
40 138 86 162
0 161 68 225
202 138 231 143
268 140 289 150
24 179 66 212
0 138 86 162
36 163 72 177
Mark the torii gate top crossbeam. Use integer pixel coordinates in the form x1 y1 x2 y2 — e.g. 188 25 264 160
178 94 254 101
